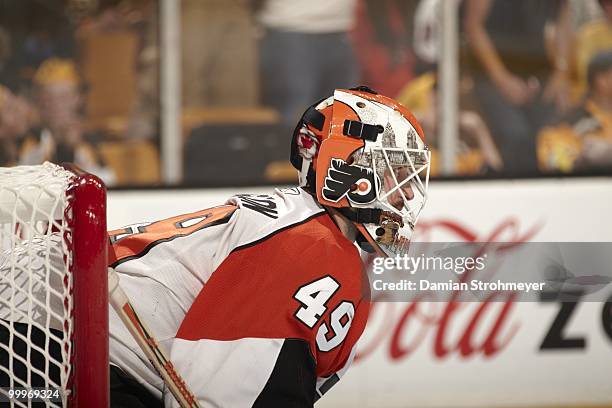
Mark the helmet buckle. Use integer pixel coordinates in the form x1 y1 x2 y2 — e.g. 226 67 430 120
376 213 403 245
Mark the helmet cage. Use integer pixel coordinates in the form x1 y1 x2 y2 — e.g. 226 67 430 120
291 88 430 257
352 143 430 257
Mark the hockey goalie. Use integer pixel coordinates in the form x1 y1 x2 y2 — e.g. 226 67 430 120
1 87 430 407
107 87 430 407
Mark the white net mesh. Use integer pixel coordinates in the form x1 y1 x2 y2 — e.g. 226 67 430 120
0 162 75 407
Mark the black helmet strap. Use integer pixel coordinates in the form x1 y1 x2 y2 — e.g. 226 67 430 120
337 207 382 225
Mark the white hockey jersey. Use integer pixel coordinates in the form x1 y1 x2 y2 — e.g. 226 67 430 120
107 187 370 407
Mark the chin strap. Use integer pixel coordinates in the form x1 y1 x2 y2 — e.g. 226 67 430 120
337 207 382 224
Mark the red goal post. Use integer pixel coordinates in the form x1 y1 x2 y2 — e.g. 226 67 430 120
0 162 108 407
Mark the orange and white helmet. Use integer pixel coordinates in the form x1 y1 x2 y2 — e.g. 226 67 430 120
290 87 431 257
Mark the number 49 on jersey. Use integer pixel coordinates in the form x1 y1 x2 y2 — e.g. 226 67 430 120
293 275 355 352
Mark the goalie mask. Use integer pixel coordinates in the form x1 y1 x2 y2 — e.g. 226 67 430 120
290 87 430 258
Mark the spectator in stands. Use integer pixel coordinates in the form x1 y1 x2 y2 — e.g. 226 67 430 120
574 0 612 98
252 0 358 131
464 0 572 174
0 85 35 166
398 71 503 175
538 51 612 171
18 58 115 184
354 0 420 96
0 0 76 92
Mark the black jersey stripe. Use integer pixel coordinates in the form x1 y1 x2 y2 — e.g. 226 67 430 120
252 339 317 408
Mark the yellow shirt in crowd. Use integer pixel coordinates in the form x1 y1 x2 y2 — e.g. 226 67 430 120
538 100 612 172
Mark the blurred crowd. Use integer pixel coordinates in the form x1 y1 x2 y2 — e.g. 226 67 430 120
1 0 612 186
0 0 158 186
460 0 612 174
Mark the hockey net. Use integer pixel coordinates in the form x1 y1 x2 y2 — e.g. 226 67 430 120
0 162 108 407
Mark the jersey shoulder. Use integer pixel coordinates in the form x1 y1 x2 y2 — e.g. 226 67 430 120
220 187 326 253
229 188 364 288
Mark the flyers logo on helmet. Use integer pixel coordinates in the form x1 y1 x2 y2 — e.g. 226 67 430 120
322 158 380 204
